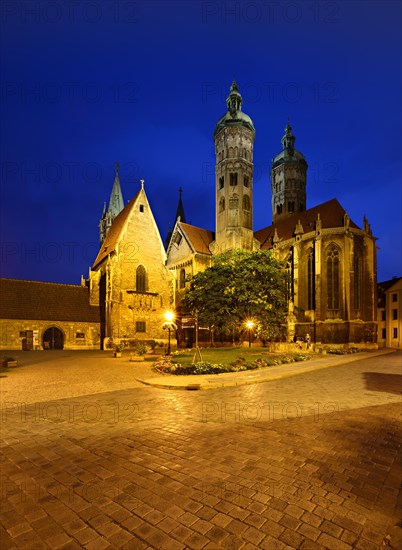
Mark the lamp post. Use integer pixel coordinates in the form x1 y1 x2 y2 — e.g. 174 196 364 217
164 311 175 355
246 320 254 348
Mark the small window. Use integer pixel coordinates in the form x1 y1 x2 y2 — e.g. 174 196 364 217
244 176 249 188
288 201 295 212
174 233 183 246
392 293 398 302
76 332 85 339
139 204 144 212
382 328 386 339
219 196 225 212
243 195 250 211
392 309 398 320
219 176 224 189
230 173 238 186
381 310 386 321
136 321 146 333
393 328 398 339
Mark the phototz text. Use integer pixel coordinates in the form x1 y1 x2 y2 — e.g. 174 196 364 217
1 82 140 104
1 161 140 185
201 1 340 24
1 480 125 505
201 479 314 505
201 401 339 423
202 160 340 184
202 81 339 104
0 1 139 24
1 401 140 423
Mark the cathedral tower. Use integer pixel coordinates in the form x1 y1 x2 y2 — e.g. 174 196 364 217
99 162 125 243
211 81 257 254
271 122 307 224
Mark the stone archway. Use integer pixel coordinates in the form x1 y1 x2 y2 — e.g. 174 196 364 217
43 327 64 350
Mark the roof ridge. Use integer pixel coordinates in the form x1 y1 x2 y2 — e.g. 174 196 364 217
0 278 84 288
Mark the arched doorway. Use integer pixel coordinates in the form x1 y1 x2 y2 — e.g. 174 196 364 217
43 327 64 350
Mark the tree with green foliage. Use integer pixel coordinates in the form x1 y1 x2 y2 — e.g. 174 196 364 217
182 250 289 343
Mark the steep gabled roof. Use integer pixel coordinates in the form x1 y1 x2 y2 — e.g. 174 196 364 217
255 198 360 249
180 222 214 255
377 277 402 308
93 191 140 268
0 279 100 322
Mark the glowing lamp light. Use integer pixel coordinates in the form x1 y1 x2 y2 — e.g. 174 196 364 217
165 311 175 322
245 319 255 347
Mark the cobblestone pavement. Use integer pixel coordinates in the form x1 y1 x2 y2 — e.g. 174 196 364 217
0 351 401 549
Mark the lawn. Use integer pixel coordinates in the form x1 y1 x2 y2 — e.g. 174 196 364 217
171 347 299 366
154 347 311 375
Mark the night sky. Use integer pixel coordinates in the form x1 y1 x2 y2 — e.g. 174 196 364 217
1 0 401 284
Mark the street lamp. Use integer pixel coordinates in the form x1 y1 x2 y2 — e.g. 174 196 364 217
246 320 254 348
164 311 175 355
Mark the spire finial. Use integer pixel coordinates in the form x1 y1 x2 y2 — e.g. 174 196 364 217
115 161 119 174
140 179 144 189
226 80 242 116
179 186 183 197
282 120 295 150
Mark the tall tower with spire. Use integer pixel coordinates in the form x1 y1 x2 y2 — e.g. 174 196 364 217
271 122 308 224
211 81 257 254
165 187 187 248
99 162 125 243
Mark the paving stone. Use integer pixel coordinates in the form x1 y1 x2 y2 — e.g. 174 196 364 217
298 521 321 541
317 532 353 549
1 351 400 550
243 525 266 545
279 527 305 548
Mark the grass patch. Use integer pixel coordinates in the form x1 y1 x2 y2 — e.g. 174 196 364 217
153 347 310 375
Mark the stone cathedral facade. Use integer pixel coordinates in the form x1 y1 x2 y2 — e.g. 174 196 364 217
88 81 377 348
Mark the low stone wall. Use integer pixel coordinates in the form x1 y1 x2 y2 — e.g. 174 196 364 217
0 319 100 350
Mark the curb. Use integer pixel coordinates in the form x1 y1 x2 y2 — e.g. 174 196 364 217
137 349 396 390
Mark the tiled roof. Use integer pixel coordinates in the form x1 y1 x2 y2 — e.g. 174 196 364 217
377 277 402 308
0 279 100 322
180 223 214 255
254 198 360 249
93 191 140 268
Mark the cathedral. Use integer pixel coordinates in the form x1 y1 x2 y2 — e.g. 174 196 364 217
89 81 377 348
0 81 378 350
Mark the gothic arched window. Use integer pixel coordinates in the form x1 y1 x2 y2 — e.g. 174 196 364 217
229 194 239 209
326 244 340 310
219 176 224 189
244 175 249 188
136 265 147 293
180 268 186 289
285 250 294 302
354 250 362 310
307 247 315 310
243 195 250 211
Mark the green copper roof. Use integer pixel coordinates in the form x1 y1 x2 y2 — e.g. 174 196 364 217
272 121 306 166
108 162 125 218
214 80 255 136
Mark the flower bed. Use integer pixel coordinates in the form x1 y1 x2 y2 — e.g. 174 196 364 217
153 353 310 375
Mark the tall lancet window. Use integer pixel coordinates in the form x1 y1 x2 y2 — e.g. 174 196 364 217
136 265 147 293
307 247 315 310
327 244 340 310
285 249 294 302
354 251 362 310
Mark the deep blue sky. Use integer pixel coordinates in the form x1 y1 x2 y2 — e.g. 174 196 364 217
1 0 401 284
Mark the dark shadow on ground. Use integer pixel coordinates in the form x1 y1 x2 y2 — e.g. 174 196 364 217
363 372 402 395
